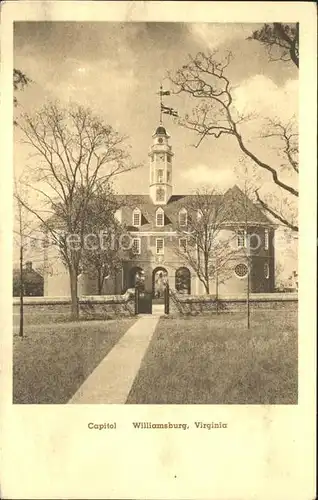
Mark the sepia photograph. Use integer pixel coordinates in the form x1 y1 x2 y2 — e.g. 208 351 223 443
12 20 299 405
1 2 316 500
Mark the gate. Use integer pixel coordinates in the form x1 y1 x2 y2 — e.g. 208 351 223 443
135 287 152 314
134 271 169 315
164 282 170 315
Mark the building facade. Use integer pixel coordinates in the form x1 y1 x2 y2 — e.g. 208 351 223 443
44 125 276 297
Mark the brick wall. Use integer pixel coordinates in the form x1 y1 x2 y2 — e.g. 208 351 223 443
169 290 298 315
13 294 135 320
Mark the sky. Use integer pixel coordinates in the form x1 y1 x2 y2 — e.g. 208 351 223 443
13 21 298 275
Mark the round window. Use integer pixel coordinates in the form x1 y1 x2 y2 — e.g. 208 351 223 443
235 263 248 278
158 138 163 144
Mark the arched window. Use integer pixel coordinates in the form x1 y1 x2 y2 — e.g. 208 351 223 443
179 208 187 227
264 263 269 279
132 208 141 227
156 207 164 227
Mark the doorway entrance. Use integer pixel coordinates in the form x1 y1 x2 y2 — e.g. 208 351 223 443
128 266 143 289
152 267 168 304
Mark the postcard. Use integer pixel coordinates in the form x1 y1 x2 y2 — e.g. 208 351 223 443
0 1 316 499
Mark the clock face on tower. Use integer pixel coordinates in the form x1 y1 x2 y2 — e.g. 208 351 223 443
158 153 165 162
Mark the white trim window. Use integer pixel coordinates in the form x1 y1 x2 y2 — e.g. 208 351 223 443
264 262 269 279
179 238 187 252
237 230 245 248
156 207 164 227
156 238 164 255
132 208 141 227
132 237 141 255
179 208 187 227
264 229 269 250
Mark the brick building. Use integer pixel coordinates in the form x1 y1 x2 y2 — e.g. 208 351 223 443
44 125 276 297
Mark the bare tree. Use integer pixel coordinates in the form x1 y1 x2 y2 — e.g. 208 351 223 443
81 186 129 295
173 188 238 295
232 165 275 329
14 69 31 105
13 176 40 337
13 69 31 125
17 101 138 319
248 23 299 68
235 175 254 329
169 51 298 231
255 117 298 231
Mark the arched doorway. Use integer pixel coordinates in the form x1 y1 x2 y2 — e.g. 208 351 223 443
128 266 143 289
175 267 191 294
152 267 168 299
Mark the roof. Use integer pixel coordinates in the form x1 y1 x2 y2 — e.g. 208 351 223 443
154 125 168 136
115 185 274 232
41 186 274 235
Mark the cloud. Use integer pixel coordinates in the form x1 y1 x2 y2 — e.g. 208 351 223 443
233 75 298 122
181 164 234 191
189 23 252 52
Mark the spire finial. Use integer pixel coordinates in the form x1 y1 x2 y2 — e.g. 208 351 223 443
159 83 163 124
157 85 178 127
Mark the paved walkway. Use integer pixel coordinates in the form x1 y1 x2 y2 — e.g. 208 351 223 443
68 315 160 404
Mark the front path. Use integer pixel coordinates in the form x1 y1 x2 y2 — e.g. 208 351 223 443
68 316 160 404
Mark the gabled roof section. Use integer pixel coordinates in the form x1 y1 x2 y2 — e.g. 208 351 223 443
223 185 273 225
114 187 274 230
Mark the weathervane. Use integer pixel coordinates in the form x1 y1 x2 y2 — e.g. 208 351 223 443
156 84 178 124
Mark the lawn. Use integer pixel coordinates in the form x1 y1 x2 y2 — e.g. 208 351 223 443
126 310 298 404
13 318 136 404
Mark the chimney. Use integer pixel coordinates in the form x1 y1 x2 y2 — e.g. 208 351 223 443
25 261 32 272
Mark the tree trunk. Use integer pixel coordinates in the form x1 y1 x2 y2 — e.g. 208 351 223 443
69 267 79 320
97 272 104 295
19 244 24 337
204 252 209 294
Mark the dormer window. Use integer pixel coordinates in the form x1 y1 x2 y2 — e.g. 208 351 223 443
179 208 187 227
132 208 141 227
156 208 164 227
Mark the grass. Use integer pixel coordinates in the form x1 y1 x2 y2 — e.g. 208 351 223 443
13 318 136 404
13 312 74 326
126 310 298 404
